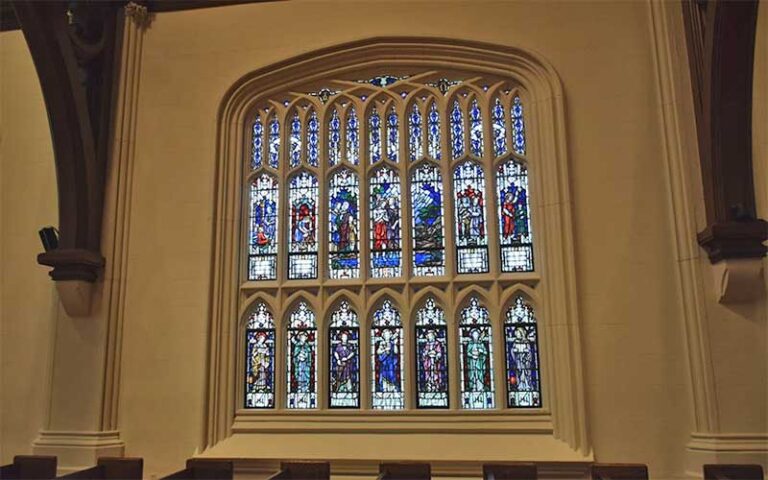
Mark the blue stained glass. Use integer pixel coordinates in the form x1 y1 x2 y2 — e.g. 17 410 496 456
329 301 360 408
290 112 302 167
268 114 280 169
410 163 445 276
288 172 319 279
409 103 423 161
469 99 484 157
328 108 341 166
453 162 489 274
505 296 542 408
492 98 507 157
450 101 465 159
459 297 495 409
245 303 275 408
427 102 441 160
346 107 359 165
369 108 382 164
386 107 399 162
415 298 449 408
328 168 360 279
512 96 526 155
369 167 402 278
307 110 319 167
251 116 263 169
248 174 278 280
287 302 317 409
371 300 404 410
497 160 534 272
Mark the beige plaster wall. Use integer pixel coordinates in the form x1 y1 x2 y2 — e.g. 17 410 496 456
0 31 57 463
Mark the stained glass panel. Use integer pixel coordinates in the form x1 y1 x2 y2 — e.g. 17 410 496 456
386 106 399 162
288 172 319 279
427 101 441 160
459 297 495 409
307 109 319 167
492 98 507 157
346 106 359 165
248 174 278 280
496 160 534 272
245 303 275 408
409 103 423 161
251 116 263 169
453 162 489 274
512 96 526 155
369 108 382 164
328 108 341 166
328 168 360 279
469 98 484 158
450 100 465 159
287 302 317 409
329 301 360 408
268 114 280 169
290 112 302 167
505 296 542 408
415 298 449 408
369 167 402 278
410 163 445 276
371 300 404 409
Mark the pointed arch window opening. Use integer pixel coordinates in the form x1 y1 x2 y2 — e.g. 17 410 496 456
268 114 280 169
369 108 382 165
328 108 341 166
415 298 449 408
496 159 534 272
251 116 264 169
427 101 441 161
409 103 423 161
328 168 360 279
329 301 361 408
245 303 276 408
411 163 446 276
370 167 403 278
512 96 526 155
492 98 507 158
504 296 542 408
346 107 360 165
286 302 318 409
459 297 495 409
371 300 405 410
290 111 302 168
450 100 465 160
288 171 319 279
386 106 399 163
248 174 279 280
453 162 489 274
469 98 484 158
307 109 320 167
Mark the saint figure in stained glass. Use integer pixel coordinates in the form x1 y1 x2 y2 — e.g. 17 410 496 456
369 167 402 278
290 111 302 167
268 114 280 169
410 163 445 276
248 174 278 280
287 302 317 409
329 301 360 408
492 98 507 157
386 106 399 162
346 106 359 165
307 109 319 167
369 108 382 164
409 103 423 161
453 162 489 273
245 303 275 408
504 296 541 407
328 168 360 279
371 300 404 409
427 101 441 160
288 172 319 279
469 98 484 157
450 100 465 159
415 298 449 408
328 108 341 166
251 116 263 169
496 160 534 272
459 297 495 409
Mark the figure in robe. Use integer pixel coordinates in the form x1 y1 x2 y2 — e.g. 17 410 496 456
372 194 390 250
421 330 445 392
465 328 488 392
376 329 400 392
332 331 357 393
292 202 315 249
291 332 313 393
501 184 528 241
249 332 271 392
469 194 485 240
508 326 535 391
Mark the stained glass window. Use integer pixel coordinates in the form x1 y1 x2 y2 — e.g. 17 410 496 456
415 298 449 408
251 116 263 169
248 174 279 280
409 103 423 161
369 167 402 278
268 114 280 169
426 101 441 161
288 172 319 279
290 111 302 167
328 108 341 166
469 98 484 158
411 163 445 276
453 162 489 274
459 297 495 409
386 106 399 162
287 302 317 409
329 301 360 408
307 109 319 167
245 303 275 408
496 160 534 272
346 106 359 165
492 98 507 157
369 108 382 164
504 296 542 408
328 168 360 279
371 300 404 409
512 96 526 155
450 100 465 159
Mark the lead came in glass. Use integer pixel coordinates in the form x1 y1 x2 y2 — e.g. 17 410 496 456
496 160 534 272
427 101 441 160
328 168 360 279
492 98 507 157
371 300 404 409
505 296 542 408
290 111 302 167
329 301 360 408
415 298 449 408
251 116 263 169
328 108 341 166
453 162 489 274
512 96 526 155
450 100 465 159
459 297 495 409
369 108 382 164
268 114 280 169
307 109 319 167
411 163 445 276
245 303 275 408
248 174 279 280
346 106 360 165
409 103 423 161
370 167 402 278
469 98 484 158
287 302 317 409
288 171 319 279
386 106 399 162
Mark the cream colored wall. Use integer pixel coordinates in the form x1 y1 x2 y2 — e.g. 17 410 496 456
0 31 57 464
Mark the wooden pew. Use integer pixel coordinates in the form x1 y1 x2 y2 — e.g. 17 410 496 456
57 457 142 480
265 462 330 480
484 463 537 480
591 464 648 480
0 456 57 480
161 459 233 480
378 463 431 480
704 465 764 480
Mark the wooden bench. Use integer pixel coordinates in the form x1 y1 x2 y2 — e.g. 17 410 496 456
0 456 57 480
57 457 142 480
378 463 431 480
704 465 764 480
592 464 649 480
161 459 233 480
484 463 537 480
266 462 330 480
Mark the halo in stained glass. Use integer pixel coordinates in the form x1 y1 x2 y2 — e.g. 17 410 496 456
453 162 489 274
450 100 465 160
268 114 280 169
492 98 507 157
369 108 382 164
409 103 423 161
328 108 341 166
328 168 360 279
415 298 449 408
251 116 263 169
371 300 404 409
410 163 445 276
248 174 278 280
245 302 275 408
427 101 441 160
306 109 319 167
496 159 534 272
504 296 542 408
329 301 360 408
469 98 484 158
458 297 495 409
290 111 302 167
386 106 399 162
512 96 526 155
369 167 402 278
286 302 317 409
288 171 319 279
346 106 359 165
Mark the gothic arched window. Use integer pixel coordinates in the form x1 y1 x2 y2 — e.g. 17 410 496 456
248 174 278 280
371 300 404 410
415 298 449 408
286 302 317 409
458 297 495 409
288 171 319 279
329 301 360 408
245 303 275 408
504 296 542 408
